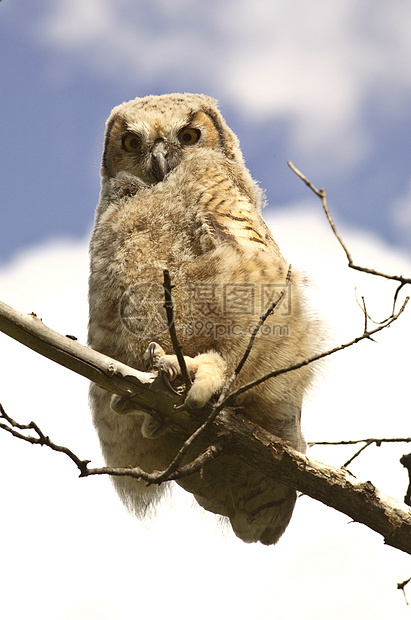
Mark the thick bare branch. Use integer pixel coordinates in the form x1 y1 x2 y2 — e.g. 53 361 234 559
1 294 411 552
1 400 410 555
214 411 411 555
0 299 184 420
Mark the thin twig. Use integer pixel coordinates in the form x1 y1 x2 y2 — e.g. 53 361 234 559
147 443 223 484
159 268 295 475
287 161 411 288
0 402 222 483
163 269 192 390
360 296 368 334
393 282 406 314
221 297 409 407
234 265 292 377
400 453 411 506
0 403 90 476
217 265 292 405
310 437 411 447
354 289 395 326
310 436 411 475
150 402 225 480
86 443 223 483
343 440 373 468
398 577 411 605
158 268 216 477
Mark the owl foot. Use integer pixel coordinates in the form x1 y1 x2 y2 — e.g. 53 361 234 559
143 342 181 396
111 392 142 413
144 342 227 410
110 392 167 438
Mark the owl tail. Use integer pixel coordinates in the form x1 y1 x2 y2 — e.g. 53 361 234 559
181 457 297 545
227 480 297 545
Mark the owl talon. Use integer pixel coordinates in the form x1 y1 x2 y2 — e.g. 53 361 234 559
144 342 184 396
174 400 189 412
111 392 141 413
147 342 157 368
160 368 181 395
144 341 166 370
144 343 227 409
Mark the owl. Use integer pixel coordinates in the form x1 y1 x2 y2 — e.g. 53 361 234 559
88 93 318 545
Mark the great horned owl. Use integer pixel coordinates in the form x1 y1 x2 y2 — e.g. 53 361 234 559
88 93 318 545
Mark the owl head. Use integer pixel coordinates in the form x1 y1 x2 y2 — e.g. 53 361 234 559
101 93 244 185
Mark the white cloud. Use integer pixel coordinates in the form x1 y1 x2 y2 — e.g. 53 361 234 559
0 211 410 618
35 0 411 168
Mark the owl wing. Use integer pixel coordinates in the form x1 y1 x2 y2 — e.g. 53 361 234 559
214 198 281 254
195 165 284 260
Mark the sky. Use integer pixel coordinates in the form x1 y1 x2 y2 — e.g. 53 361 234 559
1 0 411 262
1 2 411 619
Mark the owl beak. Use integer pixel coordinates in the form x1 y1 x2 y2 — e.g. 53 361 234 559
151 142 170 182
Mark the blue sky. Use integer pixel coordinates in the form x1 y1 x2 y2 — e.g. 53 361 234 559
1 0 411 263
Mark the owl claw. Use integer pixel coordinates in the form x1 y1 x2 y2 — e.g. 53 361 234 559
144 341 166 370
159 369 181 395
143 342 227 409
147 342 157 368
110 392 141 413
144 342 182 396
173 400 192 412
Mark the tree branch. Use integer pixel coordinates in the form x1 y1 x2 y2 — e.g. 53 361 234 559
398 577 411 605
163 268 192 390
0 299 185 421
221 297 408 407
0 402 222 483
287 160 411 289
0 402 91 476
400 453 411 506
1 400 410 555
311 438 411 447
214 410 411 556
310 437 411 469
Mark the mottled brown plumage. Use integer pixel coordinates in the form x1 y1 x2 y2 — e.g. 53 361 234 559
88 93 319 544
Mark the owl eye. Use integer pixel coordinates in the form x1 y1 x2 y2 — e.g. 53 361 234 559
122 133 141 152
178 127 201 146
